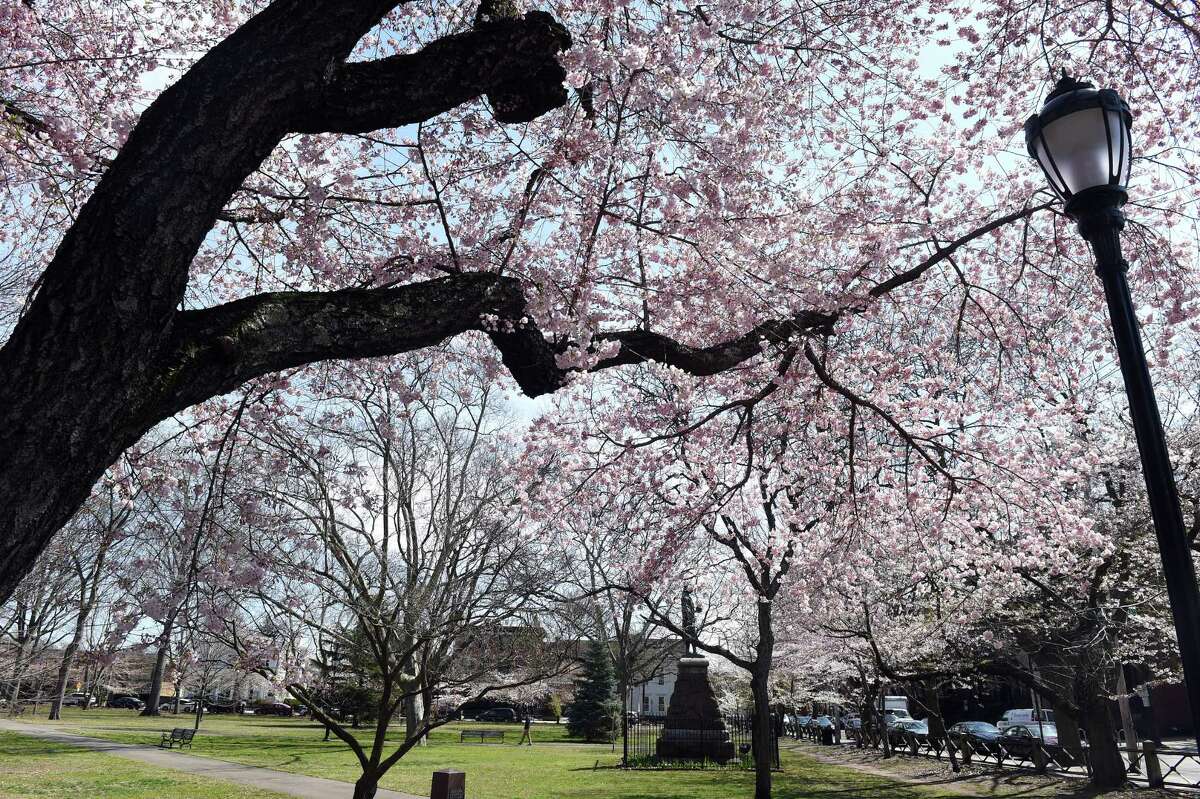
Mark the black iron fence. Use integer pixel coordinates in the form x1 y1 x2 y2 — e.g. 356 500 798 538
797 722 1200 792
1137 742 1200 790
841 726 1091 776
625 712 780 769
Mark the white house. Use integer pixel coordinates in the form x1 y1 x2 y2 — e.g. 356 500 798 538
629 664 677 718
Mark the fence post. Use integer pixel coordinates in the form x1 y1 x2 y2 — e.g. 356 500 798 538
1142 741 1164 788
1033 743 1047 774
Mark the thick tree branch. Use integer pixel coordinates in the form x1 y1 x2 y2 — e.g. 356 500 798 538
299 12 571 132
156 273 841 415
157 273 528 413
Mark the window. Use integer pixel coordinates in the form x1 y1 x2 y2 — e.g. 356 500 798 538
657 674 664 686
658 696 665 713
642 695 649 713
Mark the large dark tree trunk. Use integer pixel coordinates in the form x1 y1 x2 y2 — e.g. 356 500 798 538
1082 693 1125 789
352 770 379 799
749 600 775 799
922 680 957 772
1053 701 1085 761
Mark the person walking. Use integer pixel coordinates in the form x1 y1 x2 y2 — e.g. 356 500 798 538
519 714 534 746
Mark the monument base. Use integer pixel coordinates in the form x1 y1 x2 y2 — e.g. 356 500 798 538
656 656 735 763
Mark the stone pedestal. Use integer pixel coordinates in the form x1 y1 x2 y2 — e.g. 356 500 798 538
656 656 735 763
431 770 465 799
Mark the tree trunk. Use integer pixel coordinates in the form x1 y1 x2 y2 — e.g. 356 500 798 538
404 694 425 746
141 640 170 716
1082 695 1125 789
352 770 379 799
47 636 82 720
8 633 30 708
1052 701 1085 761
750 670 774 799
193 683 206 732
80 662 91 711
749 599 775 799
922 680 957 772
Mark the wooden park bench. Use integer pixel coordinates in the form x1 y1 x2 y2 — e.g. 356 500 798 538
460 729 505 744
158 728 196 749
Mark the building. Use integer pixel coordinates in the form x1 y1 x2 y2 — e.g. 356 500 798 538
626 639 686 718
630 665 676 718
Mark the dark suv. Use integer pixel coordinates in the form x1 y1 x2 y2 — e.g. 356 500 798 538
476 708 518 723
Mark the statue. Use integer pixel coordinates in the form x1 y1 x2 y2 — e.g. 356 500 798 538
682 586 701 654
657 585 734 763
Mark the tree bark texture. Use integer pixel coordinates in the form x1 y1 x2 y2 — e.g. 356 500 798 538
1082 693 1126 789
1052 700 1085 761
352 771 380 799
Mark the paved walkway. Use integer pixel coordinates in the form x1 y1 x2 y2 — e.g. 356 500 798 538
0 719 423 799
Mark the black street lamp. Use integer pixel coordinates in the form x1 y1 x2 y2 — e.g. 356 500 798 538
1026 72 1200 749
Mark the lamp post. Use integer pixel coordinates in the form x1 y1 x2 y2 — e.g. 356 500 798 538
1025 72 1200 750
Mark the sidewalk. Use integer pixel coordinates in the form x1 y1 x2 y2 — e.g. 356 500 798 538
0 719 423 799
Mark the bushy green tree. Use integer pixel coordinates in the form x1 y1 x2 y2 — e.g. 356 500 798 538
568 639 619 742
547 693 563 724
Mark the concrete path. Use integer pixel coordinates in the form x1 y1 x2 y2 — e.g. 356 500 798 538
0 719 424 799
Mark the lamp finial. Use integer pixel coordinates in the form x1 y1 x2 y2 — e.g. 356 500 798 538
1046 70 1094 102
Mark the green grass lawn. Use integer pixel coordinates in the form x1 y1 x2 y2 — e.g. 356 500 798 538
3 709 1003 798
0 730 289 799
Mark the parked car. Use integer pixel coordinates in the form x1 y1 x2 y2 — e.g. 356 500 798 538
1000 722 1059 757
996 708 1054 732
811 715 834 729
254 702 295 716
61 692 96 707
625 711 639 724
1010 721 1058 745
206 703 237 714
476 707 518 723
889 719 929 744
949 721 1002 749
845 715 862 730
794 714 812 728
106 695 144 710
884 709 913 728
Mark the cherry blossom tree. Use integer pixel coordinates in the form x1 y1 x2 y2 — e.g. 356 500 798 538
4 0 1197 610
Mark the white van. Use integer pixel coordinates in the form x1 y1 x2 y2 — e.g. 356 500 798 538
997 708 1054 732
879 695 911 727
